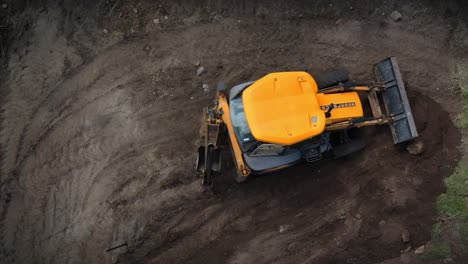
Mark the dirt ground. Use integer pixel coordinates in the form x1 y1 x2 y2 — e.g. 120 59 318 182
0 0 467 263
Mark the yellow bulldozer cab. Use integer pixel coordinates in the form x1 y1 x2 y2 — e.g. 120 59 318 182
242 72 363 145
197 57 418 184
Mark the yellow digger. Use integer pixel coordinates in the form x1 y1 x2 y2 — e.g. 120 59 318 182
196 57 418 185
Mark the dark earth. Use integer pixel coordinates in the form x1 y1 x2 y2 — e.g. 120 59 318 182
0 0 467 263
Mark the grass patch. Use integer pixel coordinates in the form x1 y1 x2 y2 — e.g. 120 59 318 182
424 223 452 260
437 193 468 219
423 241 452 260
426 56 468 260
448 60 468 227
458 220 468 245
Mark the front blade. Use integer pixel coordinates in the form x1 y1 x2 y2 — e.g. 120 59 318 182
374 57 418 144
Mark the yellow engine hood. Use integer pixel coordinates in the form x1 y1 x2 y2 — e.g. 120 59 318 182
242 72 326 145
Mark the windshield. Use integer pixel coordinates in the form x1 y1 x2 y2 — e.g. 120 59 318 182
230 97 257 151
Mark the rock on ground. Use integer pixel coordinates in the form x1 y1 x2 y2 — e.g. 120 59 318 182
391 11 402 21
406 140 425 155
414 245 426 254
401 229 410 243
197 66 206 76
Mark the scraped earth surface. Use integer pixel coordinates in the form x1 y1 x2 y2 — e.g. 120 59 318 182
0 1 465 263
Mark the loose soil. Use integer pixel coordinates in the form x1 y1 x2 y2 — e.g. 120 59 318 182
0 1 465 263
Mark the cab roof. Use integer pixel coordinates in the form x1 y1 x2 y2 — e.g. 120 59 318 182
241 72 326 145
